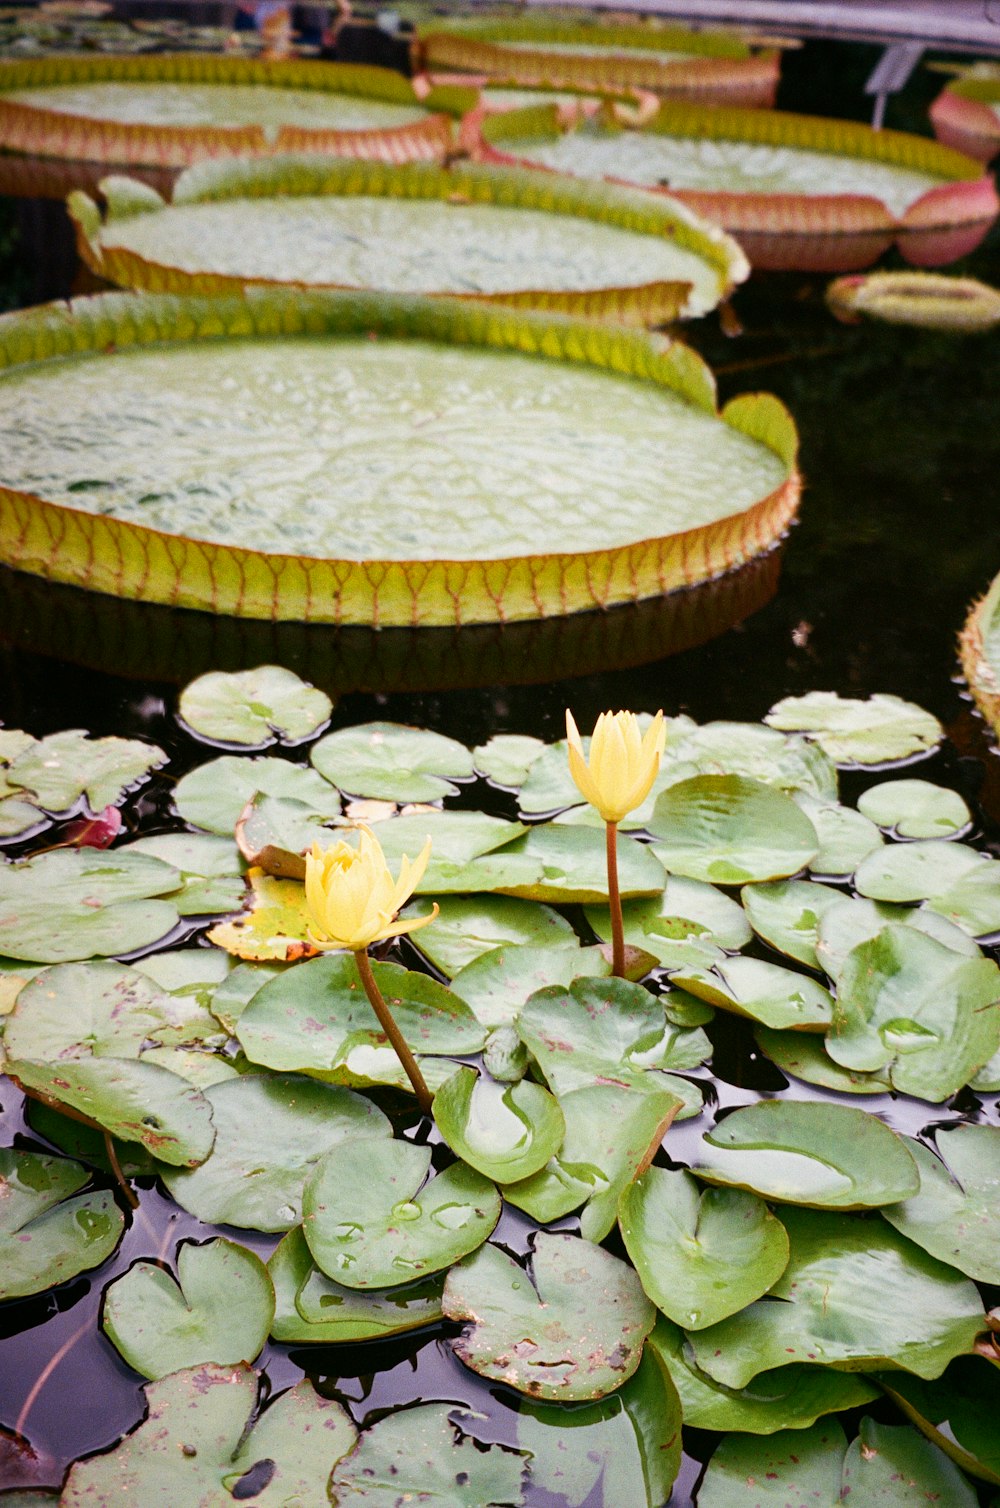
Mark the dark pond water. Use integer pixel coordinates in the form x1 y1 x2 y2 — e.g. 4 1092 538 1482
1 27 1000 1506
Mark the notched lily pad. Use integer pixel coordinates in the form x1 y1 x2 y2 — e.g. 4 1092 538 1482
740 878 846 968
586 874 750 969
123 833 245 916
178 665 332 748
765 692 943 766
450 940 610 1029
329 1403 529 1507
433 1066 565 1184
858 777 972 838
268 1227 445 1344
444 1232 656 1401
173 754 341 836
648 775 818 884
494 824 665 903
473 733 546 788
793 792 883 877
0 1147 124 1300
0 727 166 814
668 954 834 1032
311 722 474 801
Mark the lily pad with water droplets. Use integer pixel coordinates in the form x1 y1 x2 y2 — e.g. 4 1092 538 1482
828 924 1000 1101
648 775 818 885
450 941 610 1029
178 665 332 748
329 1404 529 1507
585 873 751 969
793 792 884 877
102 1237 274 1379
434 1066 565 1184
690 1099 919 1210
0 1147 125 1300
445 1232 656 1401
0 727 167 814
740 879 847 968
874 1358 1000 1487
0 848 181 963
303 1137 500 1289
173 754 342 836
267 1227 446 1344
689 1206 985 1387
765 692 943 767
61 1364 357 1506
403 893 578 975
161 1072 390 1230
123 833 245 917
473 733 546 788
619 1166 789 1329
858 777 972 839
669 954 834 1032
881 1124 1000 1284
310 722 474 801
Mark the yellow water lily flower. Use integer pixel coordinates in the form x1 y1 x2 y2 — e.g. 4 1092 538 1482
304 825 437 952
565 708 666 824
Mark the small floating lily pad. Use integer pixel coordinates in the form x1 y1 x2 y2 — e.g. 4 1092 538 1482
102 1237 274 1378
268 1227 445 1345
881 1124 1000 1284
474 733 546 788
433 1067 565 1184
764 692 943 766
173 754 341 836
178 665 332 747
310 722 473 801
329 1404 529 1507
403 894 578 975
854 839 988 904
664 720 838 801
0 1147 124 1300
754 1026 891 1095
690 1100 919 1209
0 848 180 962
444 1232 656 1401
793 792 884 877
857 778 972 838
648 775 818 884
493 824 665 903
0 727 166 813
303 1137 500 1288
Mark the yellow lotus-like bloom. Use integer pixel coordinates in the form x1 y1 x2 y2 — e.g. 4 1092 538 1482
565 708 666 824
304 825 437 952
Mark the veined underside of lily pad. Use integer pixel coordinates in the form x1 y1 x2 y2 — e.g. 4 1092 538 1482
0 54 470 168
67 157 748 326
931 74 1000 165
0 288 799 627
413 18 780 107
473 101 999 271
959 570 1000 741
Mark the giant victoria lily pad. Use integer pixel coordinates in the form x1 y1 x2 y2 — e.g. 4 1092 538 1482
69 157 748 326
0 287 798 626
474 101 998 270
960 565 1000 740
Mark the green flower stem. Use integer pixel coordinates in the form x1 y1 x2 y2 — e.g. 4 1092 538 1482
606 819 625 978
355 947 433 1115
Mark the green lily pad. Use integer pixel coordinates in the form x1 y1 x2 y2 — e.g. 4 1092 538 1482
858 778 972 839
816 897 982 980
0 794 48 839
765 692 943 766
482 1024 530 1081
648 775 818 884
493 824 665 903
926 863 1000 938
310 722 474 801
691 1099 919 1209
235 792 337 865
0 1147 124 1300
689 1207 985 1387
268 1227 445 1344
450 941 610 1029
433 1066 565 1184
134 946 233 1001
668 955 834 1031
138 1045 240 1088
473 733 546 788
663 720 839 801
235 952 487 1087
173 754 341 836
619 1166 789 1329
854 839 989 904
178 665 332 747
793 792 884 877
102 1237 274 1378
0 848 180 962
367 810 528 889
754 1026 891 1094
303 1137 500 1288
828 924 1000 1101
841 1417 980 1506
444 1232 656 1401
161 1072 390 1230
875 1357 1000 1486
6 1056 215 1166
209 958 286 1031
123 833 245 916
586 873 751 968
504 1084 687 1240
648 1318 877 1434
0 727 166 812
22 1098 155 1179
881 1125 1000 1284
61 1364 357 1505
696 1418 848 1506
514 1342 682 1508
517 975 711 1097
329 1404 528 1507
740 879 847 968
403 894 578 975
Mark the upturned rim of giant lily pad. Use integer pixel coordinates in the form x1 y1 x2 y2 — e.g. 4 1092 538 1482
959 568 1000 742
931 75 1000 165
0 286 800 627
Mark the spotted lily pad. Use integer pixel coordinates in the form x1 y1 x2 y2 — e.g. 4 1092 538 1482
206 870 317 963
329 1404 528 1507
450 941 610 1029
403 894 578 975
61 1364 357 1505
691 1099 919 1209
857 778 972 838
161 1072 390 1230
765 692 943 766
445 1232 656 1401
689 1207 985 1387
648 775 818 884
828 924 1000 1100
173 754 341 836
0 848 181 962
585 874 751 968
0 1147 124 1300
740 879 847 968
473 734 546 788
123 833 245 916
267 1227 445 1345
302 1137 500 1288
881 1124 1000 1283
874 1358 1000 1487
619 1167 789 1329
433 1067 565 1184
102 1237 274 1378
668 955 834 1031
310 722 474 801
364 810 528 892
178 665 332 748
0 727 166 813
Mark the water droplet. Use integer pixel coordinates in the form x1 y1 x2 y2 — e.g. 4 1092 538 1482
432 1202 473 1229
390 1201 422 1222
332 1221 364 1242
392 1255 424 1272
334 1252 356 1271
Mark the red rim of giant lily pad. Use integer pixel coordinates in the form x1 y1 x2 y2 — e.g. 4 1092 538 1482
412 18 780 107
959 570 1000 742
0 54 473 168
930 75 1000 165
67 156 749 326
470 100 1000 272
0 287 799 627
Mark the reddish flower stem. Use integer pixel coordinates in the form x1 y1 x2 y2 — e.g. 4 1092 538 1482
354 948 433 1115
606 819 625 978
